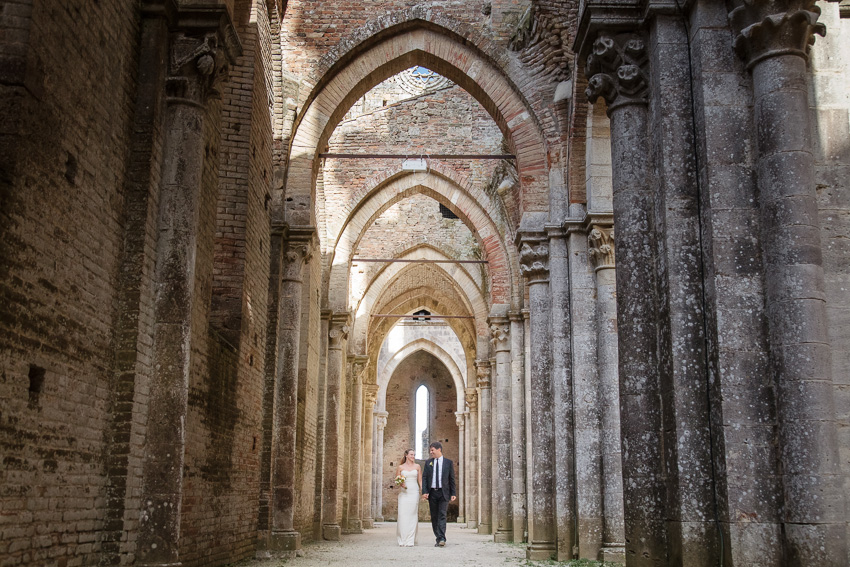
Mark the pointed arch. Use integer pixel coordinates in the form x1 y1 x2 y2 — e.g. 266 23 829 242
281 22 550 231
325 171 518 311
377 338 467 413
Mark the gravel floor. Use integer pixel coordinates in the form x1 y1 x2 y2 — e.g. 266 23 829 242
237 522 528 567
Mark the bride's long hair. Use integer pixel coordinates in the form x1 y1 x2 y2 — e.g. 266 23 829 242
401 448 414 465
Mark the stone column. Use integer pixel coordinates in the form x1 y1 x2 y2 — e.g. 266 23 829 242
489 317 513 542
585 31 666 567
137 20 237 567
475 360 492 535
518 234 556 560
546 226 577 560
508 311 527 543
361 383 378 529
565 216 604 561
373 411 388 522
321 314 349 540
729 4 845 564
345 356 366 533
465 388 479 529
268 233 312 552
588 225 625 563
522 309 533 543
455 411 466 524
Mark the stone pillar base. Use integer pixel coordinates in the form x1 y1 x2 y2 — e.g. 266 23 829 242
601 545 625 564
466 520 477 529
456 516 465 524
494 530 512 543
342 519 363 534
477 523 492 535
375 515 384 522
526 543 556 561
362 518 374 529
322 524 341 541
269 530 301 551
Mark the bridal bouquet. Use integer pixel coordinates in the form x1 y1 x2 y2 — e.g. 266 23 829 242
393 474 406 488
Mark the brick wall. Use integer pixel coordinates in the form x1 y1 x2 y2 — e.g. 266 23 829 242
0 1 140 566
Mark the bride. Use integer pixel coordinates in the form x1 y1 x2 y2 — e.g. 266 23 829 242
395 449 422 546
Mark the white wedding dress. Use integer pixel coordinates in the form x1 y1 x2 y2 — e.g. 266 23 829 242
396 468 420 546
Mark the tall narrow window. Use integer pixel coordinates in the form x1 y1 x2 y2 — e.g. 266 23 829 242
415 384 429 460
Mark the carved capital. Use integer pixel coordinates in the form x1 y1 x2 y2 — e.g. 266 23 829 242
374 410 388 431
588 225 616 270
455 412 466 428
167 31 231 104
519 241 550 284
363 384 379 407
282 241 310 282
464 388 478 412
585 32 649 111
328 316 349 350
489 319 511 352
729 1 826 68
350 355 367 384
475 360 491 389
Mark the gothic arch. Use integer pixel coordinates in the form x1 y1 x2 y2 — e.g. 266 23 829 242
377 338 467 413
349 244 488 355
324 171 517 312
282 22 551 231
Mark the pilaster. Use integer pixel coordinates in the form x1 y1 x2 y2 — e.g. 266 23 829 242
321 314 350 540
489 315 513 543
465 388 479 530
475 360 493 535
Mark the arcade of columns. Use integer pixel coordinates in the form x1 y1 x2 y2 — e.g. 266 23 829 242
260 2 848 566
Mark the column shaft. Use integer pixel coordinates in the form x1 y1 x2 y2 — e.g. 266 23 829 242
465 389 479 530
753 53 845 566
269 238 309 551
509 312 527 543
456 413 466 524
361 384 377 528
519 237 556 560
345 366 364 533
476 361 492 535
321 316 349 540
490 318 513 542
374 412 388 522
588 227 625 562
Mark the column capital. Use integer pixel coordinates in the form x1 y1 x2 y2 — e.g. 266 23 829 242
465 388 479 411
488 317 511 352
729 1 826 68
328 314 350 350
518 235 550 285
508 310 524 323
588 225 616 271
363 383 379 407
455 412 466 428
349 355 367 384
374 410 389 431
475 360 491 389
584 31 649 112
166 8 242 105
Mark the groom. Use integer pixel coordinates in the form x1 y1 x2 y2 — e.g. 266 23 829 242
421 441 456 547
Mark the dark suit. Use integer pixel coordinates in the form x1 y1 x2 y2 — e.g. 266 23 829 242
422 456 456 543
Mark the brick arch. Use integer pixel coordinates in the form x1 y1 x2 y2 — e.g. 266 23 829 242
366 279 479 372
377 338 467 415
349 244 488 355
283 22 551 231
325 171 516 311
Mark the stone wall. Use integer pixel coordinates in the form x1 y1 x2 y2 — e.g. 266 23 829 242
381 351 459 522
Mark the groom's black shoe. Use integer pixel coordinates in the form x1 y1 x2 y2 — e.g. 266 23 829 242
434 543 440 547
438 540 446 547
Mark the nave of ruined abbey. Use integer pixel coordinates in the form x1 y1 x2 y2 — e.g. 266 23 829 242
1 1 849 566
